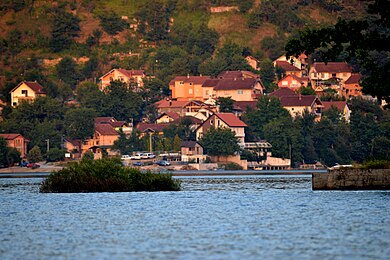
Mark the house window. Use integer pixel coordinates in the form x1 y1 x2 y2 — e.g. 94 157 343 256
205 90 209 96
313 72 317 78
21 90 28 96
13 102 17 106
332 73 336 77
189 82 193 85
189 89 193 94
179 81 184 85
237 90 243 94
282 81 288 86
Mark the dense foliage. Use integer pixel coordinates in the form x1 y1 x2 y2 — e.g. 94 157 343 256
40 158 181 193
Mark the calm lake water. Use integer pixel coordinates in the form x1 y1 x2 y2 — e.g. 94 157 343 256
1 175 389 259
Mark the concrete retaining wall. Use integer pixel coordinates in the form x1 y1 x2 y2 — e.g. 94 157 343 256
312 169 390 190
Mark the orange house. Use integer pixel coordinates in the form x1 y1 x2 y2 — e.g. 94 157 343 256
343 73 362 99
99 68 145 91
0 134 29 158
274 60 303 78
196 113 247 144
169 76 211 100
81 124 119 159
309 62 352 95
277 74 308 91
212 78 264 101
10 81 46 107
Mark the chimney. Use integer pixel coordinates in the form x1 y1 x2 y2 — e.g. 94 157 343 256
234 77 237 81
187 74 190 79
299 94 302 100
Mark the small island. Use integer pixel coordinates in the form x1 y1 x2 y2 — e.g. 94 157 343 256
40 158 181 193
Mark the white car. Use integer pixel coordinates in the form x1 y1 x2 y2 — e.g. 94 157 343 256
130 153 143 160
121 155 131 160
143 153 156 159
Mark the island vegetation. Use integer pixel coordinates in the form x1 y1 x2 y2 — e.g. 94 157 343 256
40 158 181 193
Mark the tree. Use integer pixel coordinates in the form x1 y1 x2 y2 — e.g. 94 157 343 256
264 117 303 166
286 0 390 104
242 96 291 140
173 134 182 152
64 108 96 141
50 10 80 52
47 148 66 162
0 137 9 166
298 86 316 95
200 127 240 157
259 60 276 93
112 130 131 155
75 82 104 112
217 97 234 113
56 57 80 89
135 0 169 42
102 81 143 122
98 11 128 36
28 145 43 163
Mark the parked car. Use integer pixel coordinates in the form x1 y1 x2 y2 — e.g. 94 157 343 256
155 160 171 166
27 163 40 169
121 155 131 160
143 153 156 159
130 153 143 160
132 161 143 167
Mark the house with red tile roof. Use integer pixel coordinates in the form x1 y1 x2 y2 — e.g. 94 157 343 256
279 95 323 120
169 75 211 101
10 81 46 107
274 61 303 77
95 117 132 134
0 133 29 158
343 73 362 99
136 123 171 137
212 78 264 102
180 141 206 163
99 68 145 91
81 123 119 159
217 70 259 79
309 62 352 95
322 101 351 122
155 99 215 121
156 111 181 124
277 74 309 91
274 54 308 72
269 87 297 98
196 113 247 144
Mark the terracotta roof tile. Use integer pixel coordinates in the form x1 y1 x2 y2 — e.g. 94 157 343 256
234 101 257 112
269 88 298 98
275 61 301 72
0 133 24 140
345 73 361 84
322 101 347 111
95 117 116 124
95 124 119 135
218 70 258 79
136 123 171 133
181 140 202 148
280 95 320 107
216 113 247 127
214 78 257 90
312 62 352 73
202 79 220 87
117 69 145 77
157 111 181 120
169 76 211 85
12 81 46 94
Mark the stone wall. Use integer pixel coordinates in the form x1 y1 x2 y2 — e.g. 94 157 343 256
312 169 390 190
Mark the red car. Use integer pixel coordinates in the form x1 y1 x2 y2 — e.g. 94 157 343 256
27 163 40 169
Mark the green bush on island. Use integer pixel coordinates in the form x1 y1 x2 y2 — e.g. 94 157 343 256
360 160 390 169
40 158 181 193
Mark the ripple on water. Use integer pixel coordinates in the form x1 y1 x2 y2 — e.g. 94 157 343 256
0 176 389 259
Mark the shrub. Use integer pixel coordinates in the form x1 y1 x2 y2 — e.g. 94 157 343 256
40 158 181 193
222 162 243 170
360 160 390 169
